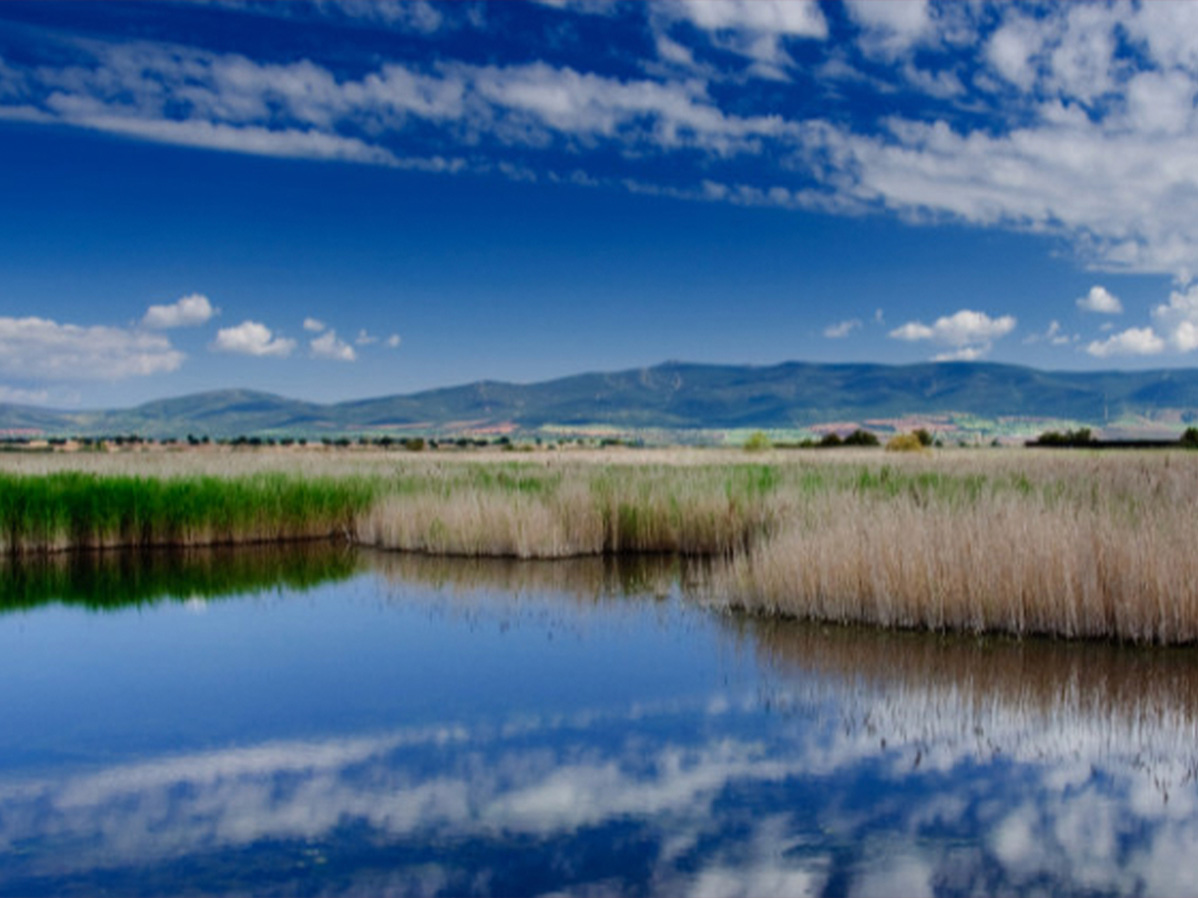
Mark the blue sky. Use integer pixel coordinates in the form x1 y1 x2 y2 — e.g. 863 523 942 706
1 1 1197 408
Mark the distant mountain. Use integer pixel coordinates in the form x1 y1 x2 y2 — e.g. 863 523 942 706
7 361 1198 438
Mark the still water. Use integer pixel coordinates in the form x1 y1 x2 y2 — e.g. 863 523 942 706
2 545 1198 896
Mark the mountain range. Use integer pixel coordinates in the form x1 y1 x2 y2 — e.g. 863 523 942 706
5 361 1198 439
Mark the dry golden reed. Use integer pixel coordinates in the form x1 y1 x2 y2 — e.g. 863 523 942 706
8 447 1198 642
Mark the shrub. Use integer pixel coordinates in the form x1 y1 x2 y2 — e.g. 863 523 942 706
819 433 843 448
913 428 933 447
1181 427 1198 448
886 433 925 453
743 431 772 452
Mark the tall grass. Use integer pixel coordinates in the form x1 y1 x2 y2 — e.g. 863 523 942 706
8 448 1198 643
716 453 1198 643
355 462 782 557
0 471 374 553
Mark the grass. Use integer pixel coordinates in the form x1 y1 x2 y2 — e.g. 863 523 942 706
0 471 374 553
6 447 1198 643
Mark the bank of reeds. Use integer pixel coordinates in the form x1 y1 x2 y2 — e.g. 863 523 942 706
717 455 1198 643
0 471 374 553
355 463 781 557
8 449 1198 643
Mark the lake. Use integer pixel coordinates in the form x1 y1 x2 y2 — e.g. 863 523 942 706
1 545 1197 896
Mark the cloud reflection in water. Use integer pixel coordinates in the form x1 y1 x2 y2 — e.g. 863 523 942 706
3 551 1198 895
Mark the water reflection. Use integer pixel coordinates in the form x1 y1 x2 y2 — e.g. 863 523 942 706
2 547 1198 895
0 541 359 613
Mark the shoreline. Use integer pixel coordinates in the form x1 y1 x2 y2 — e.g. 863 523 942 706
2 449 1196 644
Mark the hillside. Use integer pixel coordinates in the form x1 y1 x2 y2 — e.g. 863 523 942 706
6 361 1198 438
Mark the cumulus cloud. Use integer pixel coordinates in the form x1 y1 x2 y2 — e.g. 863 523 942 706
0 316 183 380
354 329 379 345
1076 286 1123 315
386 334 402 348
1148 285 1198 352
211 321 296 357
141 293 218 329
890 309 1016 353
303 317 327 332
310 330 357 361
1085 327 1165 358
823 319 861 339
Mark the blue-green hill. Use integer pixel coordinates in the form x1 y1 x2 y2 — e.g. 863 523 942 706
8 361 1198 437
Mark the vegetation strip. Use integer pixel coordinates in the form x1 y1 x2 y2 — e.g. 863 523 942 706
3 450 1198 643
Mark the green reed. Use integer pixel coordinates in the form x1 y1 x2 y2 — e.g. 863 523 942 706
0 472 376 553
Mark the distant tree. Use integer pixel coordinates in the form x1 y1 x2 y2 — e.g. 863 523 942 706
819 433 843 448
1181 427 1198 448
913 428 933 447
743 430 772 452
1036 428 1094 447
842 429 879 447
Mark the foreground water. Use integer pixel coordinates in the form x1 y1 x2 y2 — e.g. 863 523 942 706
2 547 1198 896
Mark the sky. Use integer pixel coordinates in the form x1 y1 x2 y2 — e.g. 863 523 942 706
3 1 1198 408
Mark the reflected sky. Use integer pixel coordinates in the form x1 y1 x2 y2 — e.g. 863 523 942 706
3 548 1198 896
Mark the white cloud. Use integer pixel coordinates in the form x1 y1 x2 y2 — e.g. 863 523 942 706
1076 286 1123 315
386 334 402 348
845 0 932 57
890 309 1016 346
211 321 296 357
141 293 218 329
932 346 986 362
823 319 861 339
1150 285 1198 351
1085 326 1165 358
985 13 1044 91
890 309 1015 361
310 330 357 361
303 317 327 332
12 5 1198 285
669 0 827 38
0 316 183 380
649 1 828 79
354 328 379 345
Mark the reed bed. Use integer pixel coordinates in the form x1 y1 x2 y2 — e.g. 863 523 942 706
355 462 781 557
0 471 374 553
717 453 1198 643
7 448 1198 642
